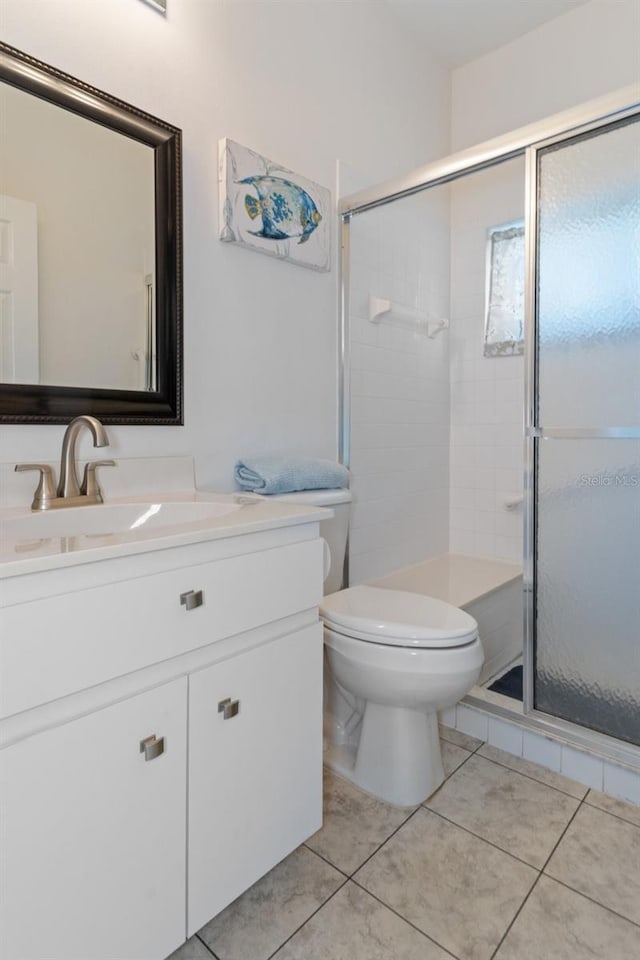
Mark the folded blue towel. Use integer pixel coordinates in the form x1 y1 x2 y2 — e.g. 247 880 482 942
234 456 350 495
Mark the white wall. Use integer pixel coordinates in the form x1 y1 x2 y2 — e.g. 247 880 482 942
451 0 640 150
0 0 450 491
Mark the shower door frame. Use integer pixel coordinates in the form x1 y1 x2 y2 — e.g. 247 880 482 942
523 110 640 748
338 84 640 770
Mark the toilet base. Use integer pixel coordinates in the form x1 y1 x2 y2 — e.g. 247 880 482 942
324 703 444 807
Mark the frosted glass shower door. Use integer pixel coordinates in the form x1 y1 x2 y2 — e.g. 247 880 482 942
532 114 640 746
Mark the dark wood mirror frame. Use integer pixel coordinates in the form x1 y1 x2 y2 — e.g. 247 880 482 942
0 42 183 424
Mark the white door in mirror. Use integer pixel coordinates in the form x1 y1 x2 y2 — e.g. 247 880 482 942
0 195 39 383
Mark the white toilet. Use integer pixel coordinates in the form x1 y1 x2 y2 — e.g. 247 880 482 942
275 488 484 807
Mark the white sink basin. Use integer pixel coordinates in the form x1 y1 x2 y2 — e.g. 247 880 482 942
0 500 244 542
0 481 326 578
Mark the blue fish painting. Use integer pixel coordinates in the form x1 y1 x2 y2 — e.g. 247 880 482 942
219 139 330 270
239 176 322 245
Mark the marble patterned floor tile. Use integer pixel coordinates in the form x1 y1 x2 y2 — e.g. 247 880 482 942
426 753 580 867
355 807 536 960
585 788 640 827
478 743 587 799
495 875 640 960
198 845 344 960
545 803 640 925
272 880 453 960
441 739 471 777
165 936 215 960
439 724 483 752
305 768 416 874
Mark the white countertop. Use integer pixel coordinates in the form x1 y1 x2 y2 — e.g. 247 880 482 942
0 457 328 579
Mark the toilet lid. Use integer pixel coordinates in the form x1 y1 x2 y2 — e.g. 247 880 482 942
320 586 478 648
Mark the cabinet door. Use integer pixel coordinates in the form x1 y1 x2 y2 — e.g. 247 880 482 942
0 679 187 960
188 624 323 934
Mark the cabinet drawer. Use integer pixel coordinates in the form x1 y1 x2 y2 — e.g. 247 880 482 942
1 538 323 718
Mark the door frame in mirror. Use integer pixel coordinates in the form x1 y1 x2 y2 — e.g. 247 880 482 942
0 42 183 424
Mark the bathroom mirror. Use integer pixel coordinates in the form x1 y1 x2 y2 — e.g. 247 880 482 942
0 43 182 423
483 219 525 357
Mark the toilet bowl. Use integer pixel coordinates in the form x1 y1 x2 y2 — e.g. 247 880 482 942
271 488 484 806
321 586 483 806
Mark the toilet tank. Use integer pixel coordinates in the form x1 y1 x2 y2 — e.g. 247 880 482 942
270 489 352 594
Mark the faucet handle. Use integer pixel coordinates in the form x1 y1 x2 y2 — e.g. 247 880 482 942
15 463 57 511
80 459 116 500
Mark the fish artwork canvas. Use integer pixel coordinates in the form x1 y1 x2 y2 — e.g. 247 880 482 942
218 139 331 271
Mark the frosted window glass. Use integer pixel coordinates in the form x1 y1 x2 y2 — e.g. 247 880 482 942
484 221 525 356
537 117 640 428
535 439 640 745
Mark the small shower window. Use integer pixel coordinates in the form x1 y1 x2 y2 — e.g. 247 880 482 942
484 219 525 357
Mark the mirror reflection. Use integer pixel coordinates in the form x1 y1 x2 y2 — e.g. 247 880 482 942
0 82 156 391
0 41 181 424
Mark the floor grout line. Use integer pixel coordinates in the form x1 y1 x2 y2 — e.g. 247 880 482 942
474 749 589 800
348 877 461 960
188 751 639 960
539 796 585 872
487 872 542 960
540 873 640 931
582 795 640 828
345 803 423 878
439 731 484 752
488 796 587 960
441 743 483 777
420 804 557 873
310 739 502 883
265 875 351 960
339 741 482 880
539 793 640 929
301 841 351 878
195 932 220 959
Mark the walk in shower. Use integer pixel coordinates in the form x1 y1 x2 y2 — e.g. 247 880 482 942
339 87 640 767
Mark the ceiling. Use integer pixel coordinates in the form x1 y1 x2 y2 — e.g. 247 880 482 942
383 0 591 67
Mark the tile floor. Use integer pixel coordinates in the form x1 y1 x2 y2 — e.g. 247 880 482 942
168 726 640 960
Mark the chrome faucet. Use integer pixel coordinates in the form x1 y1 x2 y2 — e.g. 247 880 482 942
15 415 115 510
58 415 109 498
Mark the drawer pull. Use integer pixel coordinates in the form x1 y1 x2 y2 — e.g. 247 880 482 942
140 734 165 761
180 589 204 610
218 698 240 720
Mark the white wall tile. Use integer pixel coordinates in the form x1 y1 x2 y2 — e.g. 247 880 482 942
487 717 524 756
448 157 525 563
522 731 562 772
603 761 640 806
439 706 457 728
560 746 604 791
456 704 489 741
349 181 455 582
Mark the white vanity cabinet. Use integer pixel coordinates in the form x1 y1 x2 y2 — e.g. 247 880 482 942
188 623 322 934
0 678 188 960
0 517 325 960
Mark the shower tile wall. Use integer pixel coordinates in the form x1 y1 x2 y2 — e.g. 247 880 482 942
448 158 525 564
348 190 450 584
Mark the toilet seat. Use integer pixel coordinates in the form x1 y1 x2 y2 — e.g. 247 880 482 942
320 586 478 649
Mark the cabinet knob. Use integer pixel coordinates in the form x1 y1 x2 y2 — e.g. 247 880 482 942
139 734 165 761
180 589 204 610
218 698 240 720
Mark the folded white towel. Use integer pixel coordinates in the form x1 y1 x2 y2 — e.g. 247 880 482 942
234 456 350 495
